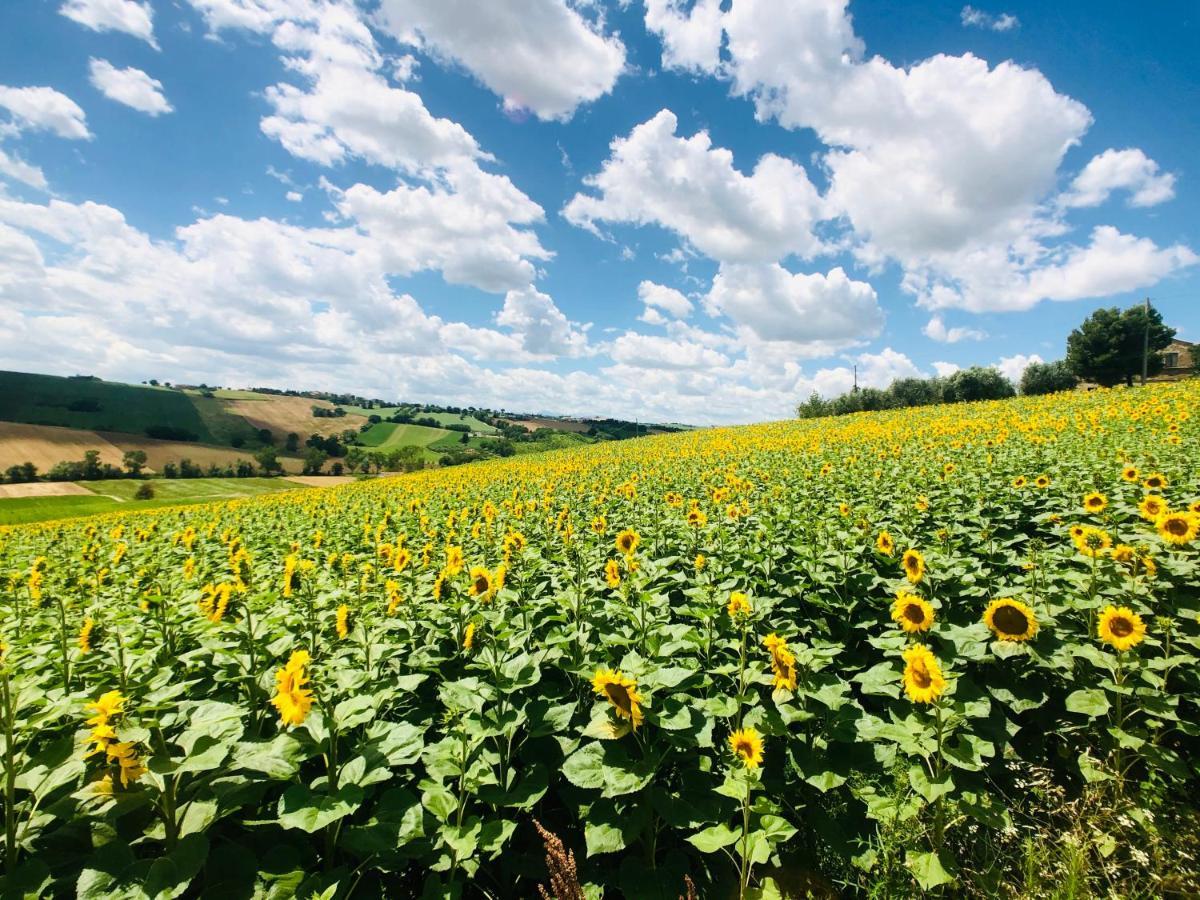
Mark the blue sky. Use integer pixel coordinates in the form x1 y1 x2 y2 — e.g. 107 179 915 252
0 0 1196 424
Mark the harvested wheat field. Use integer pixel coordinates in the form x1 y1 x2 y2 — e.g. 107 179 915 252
0 422 126 471
0 481 94 499
221 395 368 440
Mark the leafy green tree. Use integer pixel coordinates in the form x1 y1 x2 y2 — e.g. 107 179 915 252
122 449 148 476
1020 360 1078 395
302 447 328 475
941 367 1016 403
134 482 155 500
285 432 300 452
254 446 282 475
81 450 103 480
888 377 943 408
1066 304 1175 386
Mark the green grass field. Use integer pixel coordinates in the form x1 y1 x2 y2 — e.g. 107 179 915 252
0 371 217 440
511 430 593 454
427 432 492 452
357 422 450 448
80 477 290 501
340 408 497 434
423 412 497 433
0 478 301 525
337 405 401 418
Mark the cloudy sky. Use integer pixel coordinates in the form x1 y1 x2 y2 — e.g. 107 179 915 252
0 0 1196 424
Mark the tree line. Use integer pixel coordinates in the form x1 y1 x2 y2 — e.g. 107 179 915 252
798 302 1187 419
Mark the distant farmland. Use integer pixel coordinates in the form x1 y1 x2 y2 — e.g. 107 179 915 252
0 422 302 474
0 371 215 439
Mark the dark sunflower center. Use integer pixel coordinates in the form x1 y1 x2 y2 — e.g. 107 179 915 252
993 605 1028 635
734 739 754 757
1165 517 1187 536
605 684 631 713
1110 617 1133 637
912 664 932 689
903 604 925 625
1087 498 1101 508
475 576 490 593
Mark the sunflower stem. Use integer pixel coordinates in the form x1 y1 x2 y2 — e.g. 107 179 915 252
738 788 751 899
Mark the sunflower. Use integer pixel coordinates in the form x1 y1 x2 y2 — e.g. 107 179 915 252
1011 476 1027 489
282 553 300 598
1068 524 1086 542
469 566 493 597
615 529 640 556
106 741 146 787
1121 465 1139 483
444 546 465 576
335 604 351 639
1143 472 1168 491
763 633 797 691
1034 475 1051 489
728 727 764 769
983 598 1038 642
1083 492 1107 514
604 559 621 589
891 591 934 633
463 622 476 650
694 554 707 571
1073 526 1112 558
1110 544 1135 564
78 617 95 655
902 644 946 704
686 507 708 528
84 690 126 727
664 492 683 508
915 496 929 511
727 591 752 618
1097 606 1146 652
591 668 644 729
838 502 851 517
271 650 314 727
1191 500 1200 514
901 549 926 584
1156 511 1199 546
876 531 895 556
1138 495 1168 521
393 547 411 573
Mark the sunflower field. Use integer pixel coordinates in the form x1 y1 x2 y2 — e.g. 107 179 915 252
1 382 1198 899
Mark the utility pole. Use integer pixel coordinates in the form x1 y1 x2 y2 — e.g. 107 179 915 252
853 364 858 393
1140 296 1151 386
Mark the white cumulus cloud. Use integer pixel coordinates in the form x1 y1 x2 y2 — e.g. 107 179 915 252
60 0 158 48
638 280 693 319
923 314 986 343
995 353 1043 384
1060 148 1177 209
643 0 724 73
706 263 883 347
375 0 625 121
960 6 1019 31
89 60 173 116
564 109 823 263
0 85 91 140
